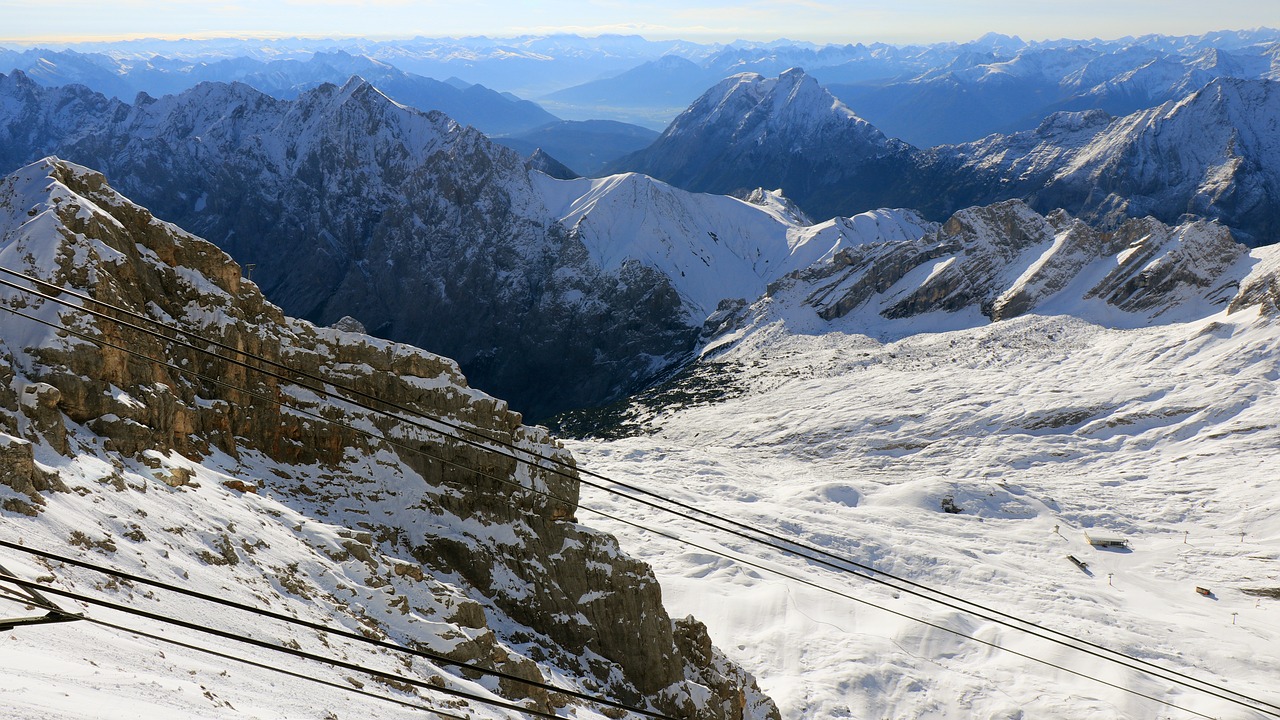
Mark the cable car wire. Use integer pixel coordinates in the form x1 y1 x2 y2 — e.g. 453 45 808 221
0 271 1271 718
0 572 584 720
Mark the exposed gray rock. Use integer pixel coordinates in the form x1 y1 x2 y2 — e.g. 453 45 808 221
773 200 1253 326
524 147 580 180
329 315 368 333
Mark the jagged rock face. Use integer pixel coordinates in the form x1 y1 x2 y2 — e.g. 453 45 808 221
763 199 1254 329
0 77 125 172
606 68 922 221
0 71 697 420
943 77 1280 247
0 158 779 720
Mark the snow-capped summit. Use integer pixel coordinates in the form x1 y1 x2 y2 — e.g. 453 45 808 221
680 68 870 135
606 68 915 221
534 170 933 318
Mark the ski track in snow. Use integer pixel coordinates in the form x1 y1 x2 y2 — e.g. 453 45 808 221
568 308 1280 720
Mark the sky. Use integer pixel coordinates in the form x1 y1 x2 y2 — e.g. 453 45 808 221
0 0 1277 46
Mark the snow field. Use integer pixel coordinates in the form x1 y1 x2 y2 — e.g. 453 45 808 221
567 307 1280 719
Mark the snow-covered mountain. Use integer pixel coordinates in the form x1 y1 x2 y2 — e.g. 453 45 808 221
0 49 559 135
606 68 917 222
0 157 779 720
535 172 933 319
559 198 1280 719
609 66 1280 247
947 77 1280 246
2 70 916 420
825 32 1280 146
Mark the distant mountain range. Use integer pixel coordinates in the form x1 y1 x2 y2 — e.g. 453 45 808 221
11 29 1277 138
3 30 1277 419
0 48 559 135
829 40 1280 146
522 28 1280 140
610 68 1280 246
0 70 877 419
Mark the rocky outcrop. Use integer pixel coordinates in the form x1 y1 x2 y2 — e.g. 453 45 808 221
525 147 581 179
1083 217 1248 313
1230 248 1280 315
766 200 1253 328
0 157 778 719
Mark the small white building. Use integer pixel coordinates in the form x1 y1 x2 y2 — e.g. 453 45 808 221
1084 532 1130 549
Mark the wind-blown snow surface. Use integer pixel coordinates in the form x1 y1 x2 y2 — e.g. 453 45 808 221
564 250 1280 718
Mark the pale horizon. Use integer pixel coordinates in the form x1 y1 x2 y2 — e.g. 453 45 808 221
1 0 1277 49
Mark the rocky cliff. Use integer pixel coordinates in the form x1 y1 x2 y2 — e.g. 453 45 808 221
0 157 779 720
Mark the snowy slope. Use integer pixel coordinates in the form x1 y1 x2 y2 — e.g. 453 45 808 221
534 171 933 318
563 224 1280 719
